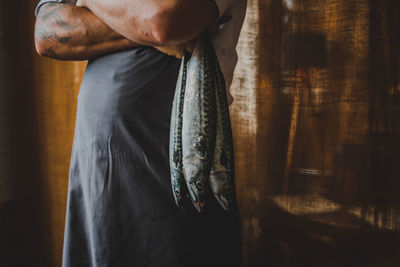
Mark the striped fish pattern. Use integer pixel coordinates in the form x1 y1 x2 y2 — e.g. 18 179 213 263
208 46 236 212
169 52 190 206
169 32 236 212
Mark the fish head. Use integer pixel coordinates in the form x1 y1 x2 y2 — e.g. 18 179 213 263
183 161 209 212
210 172 235 211
170 169 185 205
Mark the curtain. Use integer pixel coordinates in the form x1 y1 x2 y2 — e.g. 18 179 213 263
231 0 400 266
0 2 46 266
1 0 399 266
0 2 85 266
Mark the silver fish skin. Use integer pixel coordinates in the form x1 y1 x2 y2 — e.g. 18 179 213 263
209 51 236 212
169 53 189 207
182 34 217 212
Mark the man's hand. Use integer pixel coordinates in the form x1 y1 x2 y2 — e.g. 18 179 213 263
152 21 219 59
153 39 196 59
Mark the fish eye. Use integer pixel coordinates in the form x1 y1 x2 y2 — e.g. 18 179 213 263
195 180 205 190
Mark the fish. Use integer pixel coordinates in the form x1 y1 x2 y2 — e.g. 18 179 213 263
169 51 190 207
170 32 236 212
181 33 217 212
209 50 236 212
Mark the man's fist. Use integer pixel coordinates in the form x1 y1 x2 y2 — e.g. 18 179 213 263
153 39 196 59
153 21 220 59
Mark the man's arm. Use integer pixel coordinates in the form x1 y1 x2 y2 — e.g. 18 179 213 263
34 2 137 60
76 0 219 47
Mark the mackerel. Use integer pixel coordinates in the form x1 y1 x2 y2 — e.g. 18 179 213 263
209 52 236 211
169 52 190 206
181 33 217 212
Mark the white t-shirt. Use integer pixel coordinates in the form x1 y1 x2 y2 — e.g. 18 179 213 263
35 0 247 103
212 0 247 104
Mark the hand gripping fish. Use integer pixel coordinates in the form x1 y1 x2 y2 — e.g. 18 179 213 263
169 32 236 212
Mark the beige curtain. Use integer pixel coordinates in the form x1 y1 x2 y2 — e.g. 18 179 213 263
232 0 400 266
1 0 399 266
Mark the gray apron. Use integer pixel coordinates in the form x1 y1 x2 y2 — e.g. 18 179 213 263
62 46 243 266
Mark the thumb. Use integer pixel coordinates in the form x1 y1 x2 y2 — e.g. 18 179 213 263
184 39 197 54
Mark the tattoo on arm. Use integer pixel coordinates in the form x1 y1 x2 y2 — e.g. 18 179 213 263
37 3 65 21
42 47 59 59
35 27 72 44
54 13 78 31
35 3 78 47
35 1 137 59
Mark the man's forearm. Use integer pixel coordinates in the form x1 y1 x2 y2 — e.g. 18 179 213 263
77 0 218 46
76 0 165 46
34 2 138 60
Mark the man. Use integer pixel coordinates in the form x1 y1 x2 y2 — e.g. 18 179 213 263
34 0 246 266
